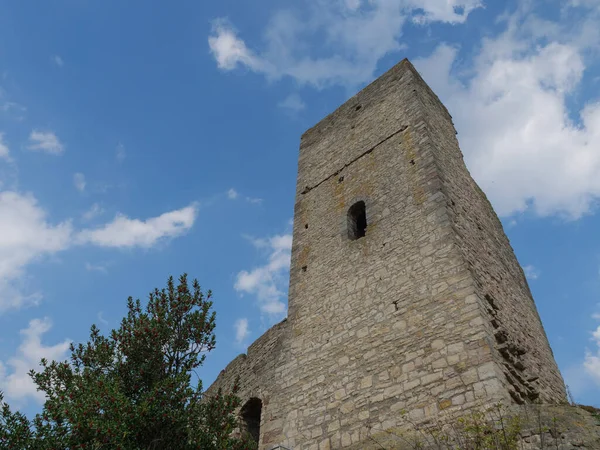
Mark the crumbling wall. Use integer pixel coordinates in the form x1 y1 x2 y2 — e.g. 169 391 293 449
205 318 290 448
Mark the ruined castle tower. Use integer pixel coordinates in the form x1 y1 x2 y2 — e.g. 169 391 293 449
208 59 567 449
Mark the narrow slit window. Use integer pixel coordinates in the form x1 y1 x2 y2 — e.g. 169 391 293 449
347 201 367 240
240 398 262 444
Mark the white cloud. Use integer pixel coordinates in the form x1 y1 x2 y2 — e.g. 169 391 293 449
344 0 362 11
97 311 109 326
584 324 600 385
278 94 306 113
210 1 600 219
227 188 262 204
593 303 600 320
209 0 481 88
73 172 86 192
408 0 482 24
0 191 72 312
76 203 198 248
53 55 64 67
0 133 9 160
227 188 238 200
116 142 126 162
246 196 263 205
27 130 64 155
412 7 600 219
0 98 26 120
209 19 265 72
523 265 539 280
0 191 196 313
82 203 104 221
0 317 71 406
85 262 108 273
234 318 250 344
235 233 292 316
568 0 600 10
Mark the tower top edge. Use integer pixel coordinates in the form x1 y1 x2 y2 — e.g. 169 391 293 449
300 58 452 143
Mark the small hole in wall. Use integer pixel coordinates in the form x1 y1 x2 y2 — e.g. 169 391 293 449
338 176 344 183
393 300 399 311
410 159 415 165
347 201 367 240
304 224 308 229
355 105 362 111
301 266 307 272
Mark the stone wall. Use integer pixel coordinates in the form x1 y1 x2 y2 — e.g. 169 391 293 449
407 69 566 404
344 405 600 449
206 59 567 450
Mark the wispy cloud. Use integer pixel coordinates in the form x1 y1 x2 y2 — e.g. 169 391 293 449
97 311 109 326
116 142 126 163
209 0 481 88
1 101 26 120
584 322 600 385
0 86 26 121
0 133 10 160
82 203 104 221
245 196 263 205
27 130 64 155
77 203 198 248
523 265 540 280
234 318 250 345
73 172 86 192
209 19 265 72
234 232 292 316
53 55 64 67
210 1 600 220
0 318 71 406
278 94 306 113
227 188 238 200
85 262 108 273
227 187 262 205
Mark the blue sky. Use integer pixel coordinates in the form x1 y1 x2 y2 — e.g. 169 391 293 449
0 0 599 417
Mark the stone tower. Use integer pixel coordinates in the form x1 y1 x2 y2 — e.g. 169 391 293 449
207 59 567 450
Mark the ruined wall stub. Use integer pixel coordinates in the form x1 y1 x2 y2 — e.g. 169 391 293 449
207 58 567 450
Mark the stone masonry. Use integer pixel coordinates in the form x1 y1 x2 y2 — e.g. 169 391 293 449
207 59 567 450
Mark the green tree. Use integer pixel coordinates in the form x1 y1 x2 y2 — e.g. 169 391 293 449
0 274 255 450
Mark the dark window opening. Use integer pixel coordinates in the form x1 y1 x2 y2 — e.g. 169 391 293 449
241 398 262 444
347 201 367 240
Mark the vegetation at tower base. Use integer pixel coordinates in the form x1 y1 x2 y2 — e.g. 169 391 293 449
0 274 257 450
353 402 600 450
